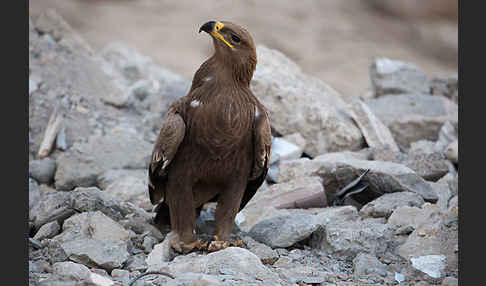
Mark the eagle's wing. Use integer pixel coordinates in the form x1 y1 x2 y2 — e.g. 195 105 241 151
148 105 186 205
239 104 272 211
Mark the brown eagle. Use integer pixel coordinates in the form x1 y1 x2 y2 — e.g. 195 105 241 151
148 21 271 253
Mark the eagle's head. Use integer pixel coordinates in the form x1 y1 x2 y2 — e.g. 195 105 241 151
199 20 257 84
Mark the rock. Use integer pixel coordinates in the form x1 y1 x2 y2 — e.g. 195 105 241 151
288 157 439 203
146 232 175 268
29 177 41 214
54 211 132 271
30 191 74 230
103 173 151 210
310 219 391 258
97 169 147 190
164 247 284 284
369 58 429 96
52 261 91 281
441 276 458 286
249 213 318 248
142 236 157 254
429 182 452 212
55 126 152 191
29 158 57 184
365 93 458 148
396 204 458 272
34 220 60 240
271 137 303 161
359 192 425 218
111 269 130 285
353 253 387 277
435 121 458 153
247 176 326 210
164 273 223 286
410 140 437 154
124 253 148 272
371 149 450 181
387 206 422 234
348 98 399 152
410 254 447 279
251 45 364 156
445 140 458 164
242 236 279 263
90 272 116 286
282 133 307 154
430 75 458 104
248 206 358 248
448 196 458 216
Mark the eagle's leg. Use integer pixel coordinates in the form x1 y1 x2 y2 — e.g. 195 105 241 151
208 180 246 252
166 180 199 254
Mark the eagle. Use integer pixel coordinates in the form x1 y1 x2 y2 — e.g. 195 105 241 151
148 21 272 253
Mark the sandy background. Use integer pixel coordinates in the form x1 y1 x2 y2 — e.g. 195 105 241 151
29 0 458 97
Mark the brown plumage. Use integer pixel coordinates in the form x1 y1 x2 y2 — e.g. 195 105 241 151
148 21 271 253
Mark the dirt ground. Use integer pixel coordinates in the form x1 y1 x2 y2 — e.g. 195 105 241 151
29 0 458 97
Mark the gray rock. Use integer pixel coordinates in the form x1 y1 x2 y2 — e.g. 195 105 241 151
410 140 437 154
435 121 458 153
29 178 41 214
34 220 60 240
430 75 458 104
396 204 458 272
348 98 399 152
370 58 429 96
89 272 118 286
251 45 364 156
441 276 458 286
371 149 450 181
30 191 74 230
146 231 175 268
448 196 458 216
365 93 458 149
429 182 452 212
445 140 458 164
103 172 150 211
142 236 157 254
54 211 132 271
97 169 147 190
249 213 318 248
52 261 91 281
242 236 279 263
387 205 422 234
353 253 387 276
281 133 307 154
55 126 152 191
111 269 131 285
29 158 57 184
124 253 148 272
411 255 447 279
291 157 438 203
164 273 223 286
163 247 285 285
310 219 391 258
359 192 425 219
271 137 303 161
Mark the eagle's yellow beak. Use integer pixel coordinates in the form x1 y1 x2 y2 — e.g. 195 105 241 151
199 21 233 49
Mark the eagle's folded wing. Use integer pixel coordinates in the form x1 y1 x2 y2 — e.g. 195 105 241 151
148 106 186 205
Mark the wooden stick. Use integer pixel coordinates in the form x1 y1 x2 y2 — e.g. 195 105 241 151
38 109 63 159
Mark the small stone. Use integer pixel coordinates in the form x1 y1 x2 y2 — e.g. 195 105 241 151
52 261 91 281
272 137 303 161
441 276 458 286
111 269 130 285
410 255 447 279
445 140 458 164
142 236 157 254
394 272 405 283
34 220 60 240
359 192 425 219
353 253 387 276
90 272 115 286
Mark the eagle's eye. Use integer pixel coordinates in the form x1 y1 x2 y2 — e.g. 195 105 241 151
231 34 241 44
